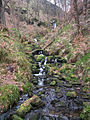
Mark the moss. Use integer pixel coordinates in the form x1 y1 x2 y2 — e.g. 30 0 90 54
0 47 8 62
16 95 42 117
61 57 67 63
47 56 53 62
22 83 33 95
70 81 81 86
63 76 71 81
59 64 67 73
17 103 32 117
66 91 77 98
11 115 24 120
80 102 90 120
10 28 21 39
50 81 56 86
84 77 90 83
0 85 20 114
83 86 88 92
56 87 60 93
58 24 71 35
36 55 45 62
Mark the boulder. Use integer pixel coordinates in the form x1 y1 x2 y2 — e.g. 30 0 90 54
11 115 24 120
16 95 42 117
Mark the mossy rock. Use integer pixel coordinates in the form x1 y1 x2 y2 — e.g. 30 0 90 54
16 104 32 117
55 101 66 107
71 81 81 86
61 57 67 63
57 80 63 86
50 81 56 86
56 87 60 93
64 84 72 88
66 91 77 98
47 56 53 63
16 95 42 117
38 91 45 96
36 55 45 62
80 102 90 120
11 115 24 120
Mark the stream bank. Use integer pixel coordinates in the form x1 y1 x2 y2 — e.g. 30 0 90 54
0 50 90 120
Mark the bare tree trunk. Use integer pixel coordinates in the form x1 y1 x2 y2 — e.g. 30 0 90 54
86 0 90 30
73 0 80 34
0 0 2 24
36 0 40 19
83 0 87 23
0 0 6 26
54 0 57 17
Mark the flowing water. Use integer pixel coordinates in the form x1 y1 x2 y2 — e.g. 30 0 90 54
0 50 90 120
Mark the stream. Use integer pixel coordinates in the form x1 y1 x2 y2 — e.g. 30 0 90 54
0 50 90 120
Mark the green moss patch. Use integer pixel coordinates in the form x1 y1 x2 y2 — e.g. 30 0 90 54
36 55 45 62
66 91 77 98
50 81 56 86
80 102 90 120
11 115 24 120
16 95 42 117
0 85 20 114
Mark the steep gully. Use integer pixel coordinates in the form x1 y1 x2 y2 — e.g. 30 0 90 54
0 50 90 120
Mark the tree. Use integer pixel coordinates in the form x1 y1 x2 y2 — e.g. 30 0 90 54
72 0 80 34
83 0 87 23
86 0 90 30
0 0 10 26
0 0 2 24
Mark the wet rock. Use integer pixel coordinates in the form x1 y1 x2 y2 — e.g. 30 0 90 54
82 94 90 100
71 81 81 86
32 80 38 85
16 95 42 117
47 56 54 63
56 92 63 98
11 115 23 120
55 101 66 107
7 66 14 72
36 85 41 89
59 116 68 120
25 112 40 120
51 99 59 104
70 117 81 120
66 91 77 98
36 55 45 62
53 75 60 78
50 81 56 86
57 80 63 86
56 87 60 93
38 91 45 96
64 84 72 88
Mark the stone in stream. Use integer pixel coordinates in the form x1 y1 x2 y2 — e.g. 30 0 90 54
35 55 45 62
50 81 56 86
25 112 40 120
56 92 63 98
58 116 69 120
66 91 77 98
55 101 66 107
64 84 72 88
16 95 43 117
11 115 24 120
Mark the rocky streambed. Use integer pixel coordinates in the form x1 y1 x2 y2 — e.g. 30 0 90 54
0 50 90 120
